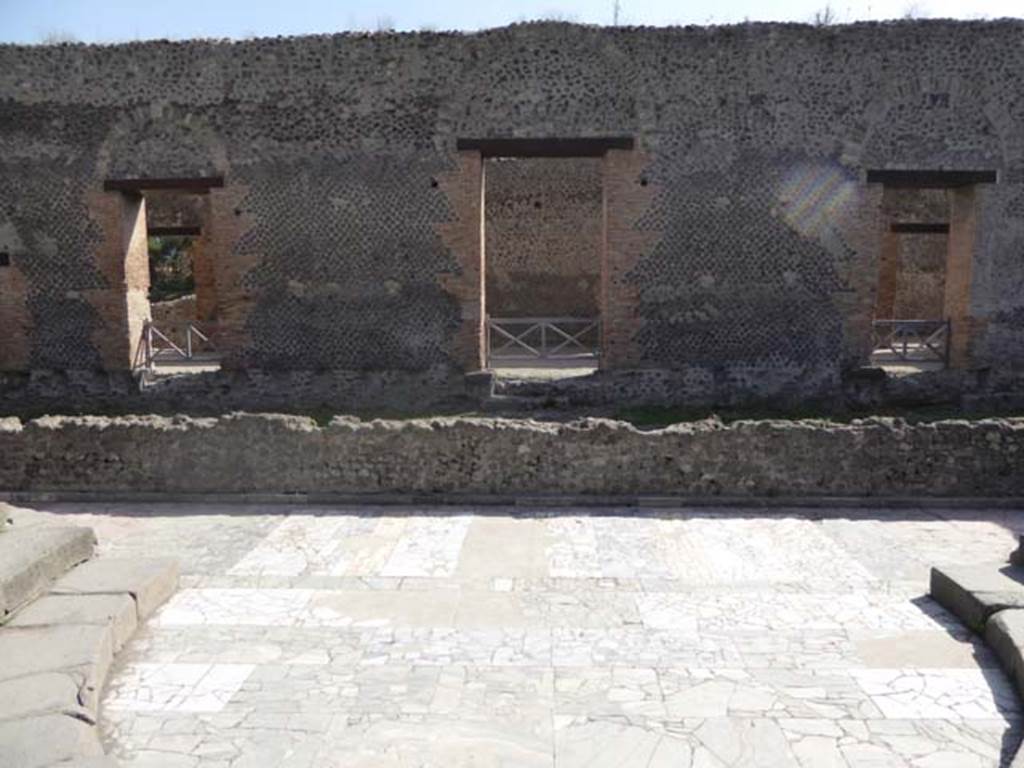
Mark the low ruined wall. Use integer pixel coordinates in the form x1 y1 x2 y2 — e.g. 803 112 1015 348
0 414 1021 498
151 294 197 326
150 295 198 346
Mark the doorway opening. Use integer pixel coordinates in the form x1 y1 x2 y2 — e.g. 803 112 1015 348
484 156 602 380
458 137 634 382
867 170 994 376
105 177 223 378
870 188 951 375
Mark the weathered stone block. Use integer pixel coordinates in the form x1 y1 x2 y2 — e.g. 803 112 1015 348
930 563 1024 633
51 557 180 620
984 609 1024 700
9 593 137 651
0 713 104 768
463 369 495 399
0 671 85 723
0 525 96 618
0 624 113 712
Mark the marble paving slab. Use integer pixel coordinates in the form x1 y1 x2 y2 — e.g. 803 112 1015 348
11 503 1019 767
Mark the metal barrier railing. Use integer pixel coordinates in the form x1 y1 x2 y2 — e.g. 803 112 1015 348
132 320 217 379
486 317 600 365
871 319 950 365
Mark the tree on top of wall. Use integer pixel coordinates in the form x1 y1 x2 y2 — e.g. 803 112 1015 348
811 4 839 25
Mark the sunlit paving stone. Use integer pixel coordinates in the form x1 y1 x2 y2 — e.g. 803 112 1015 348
104 662 255 713
11 502 1019 766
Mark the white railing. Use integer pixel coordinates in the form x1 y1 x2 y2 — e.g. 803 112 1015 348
486 316 600 365
132 320 216 378
871 319 950 365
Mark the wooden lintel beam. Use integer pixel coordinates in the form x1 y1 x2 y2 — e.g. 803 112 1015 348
103 176 225 193
890 222 950 234
456 137 635 158
866 169 997 188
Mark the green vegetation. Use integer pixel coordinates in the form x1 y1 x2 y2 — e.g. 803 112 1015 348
148 236 195 302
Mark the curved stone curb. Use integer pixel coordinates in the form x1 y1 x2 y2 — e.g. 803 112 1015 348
930 561 1024 634
0 556 179 768
930 541 1024 767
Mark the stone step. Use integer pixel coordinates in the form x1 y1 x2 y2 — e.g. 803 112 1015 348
985 609 1024 699
9 593 138 651
0 557 178 768
0 712 104 768
0 525 96 620
50 557 180 621
0 623 114 714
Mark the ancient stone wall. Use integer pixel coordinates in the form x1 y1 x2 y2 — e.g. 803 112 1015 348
0 414 1021 497
151 295 197 327
894 233 946 318
150 294 197 346
485 158 602 318
145 191 205 230
875 188 949 320
0 239 31 372
0 21 1021 406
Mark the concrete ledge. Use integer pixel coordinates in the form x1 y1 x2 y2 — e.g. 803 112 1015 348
930 563 1024 633
0 554 180 768
0 525 96 619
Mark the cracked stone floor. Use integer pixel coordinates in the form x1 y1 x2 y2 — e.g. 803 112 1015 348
12 502 1024 767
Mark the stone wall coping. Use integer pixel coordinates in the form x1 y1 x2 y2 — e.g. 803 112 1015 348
2 411 1023 435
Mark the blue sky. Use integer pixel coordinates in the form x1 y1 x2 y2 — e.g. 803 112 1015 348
0 0 1019 44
